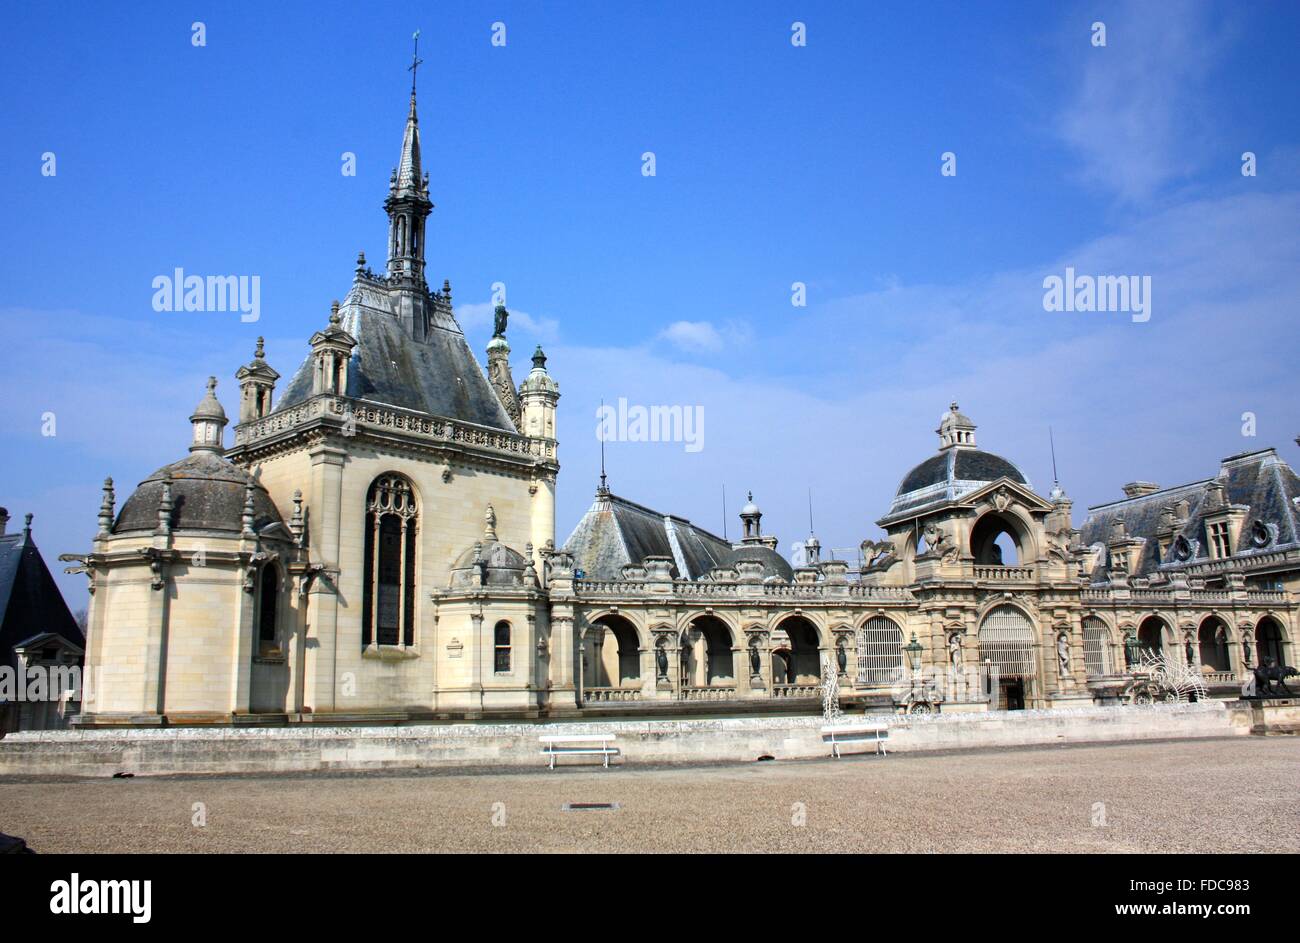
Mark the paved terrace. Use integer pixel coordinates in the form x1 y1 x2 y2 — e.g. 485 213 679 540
2 738 1295 853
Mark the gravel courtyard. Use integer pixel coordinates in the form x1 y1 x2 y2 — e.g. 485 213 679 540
2 737 1295 853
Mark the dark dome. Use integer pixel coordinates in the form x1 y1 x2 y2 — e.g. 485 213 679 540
884 447 1031 522
114 451 283 534
449 540 529 589
722 544 794 582
896 450 1027 495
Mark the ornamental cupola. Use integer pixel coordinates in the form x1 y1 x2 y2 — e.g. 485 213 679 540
190 377 228 453
519 345 560 440
235 336 280 422
937 402 977 450
309 301 357 396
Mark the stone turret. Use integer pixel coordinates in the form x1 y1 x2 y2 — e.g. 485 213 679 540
236 337 280 422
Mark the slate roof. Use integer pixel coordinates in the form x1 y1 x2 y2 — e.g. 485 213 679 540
563 490 734 581
0 526 84 676
275 288 516 432
114 451 283 535
1078 448 1300 580
882 447 1031 523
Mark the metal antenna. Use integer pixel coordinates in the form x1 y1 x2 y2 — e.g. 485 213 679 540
599 398 607 492
722 484 728 541
1049 425 1060 486
808 488 815 534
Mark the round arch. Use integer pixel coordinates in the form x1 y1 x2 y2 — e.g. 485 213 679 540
1081 614 1115 677
856 614 905 685
1256 615 1288 667
771 614 822 684
585 612 644 688
1197 615 1232 672
970 509 1035 566
681 613 736 687
1136 615 1169 658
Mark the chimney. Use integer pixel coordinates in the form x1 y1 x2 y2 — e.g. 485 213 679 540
0 507 8 535
1122 481 1160 499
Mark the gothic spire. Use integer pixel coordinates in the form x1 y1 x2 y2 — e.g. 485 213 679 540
386 31 433 287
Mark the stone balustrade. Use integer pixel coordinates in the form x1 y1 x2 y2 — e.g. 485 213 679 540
581 686 641 703
973 565 1036 581
233 394 556 461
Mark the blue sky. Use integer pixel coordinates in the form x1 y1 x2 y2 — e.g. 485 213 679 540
2 0 1299 606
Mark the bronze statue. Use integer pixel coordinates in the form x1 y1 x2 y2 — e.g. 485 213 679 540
493 304 508 337
1252 659 1298 697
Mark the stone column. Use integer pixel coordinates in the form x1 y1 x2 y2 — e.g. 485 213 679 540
304 443 346 714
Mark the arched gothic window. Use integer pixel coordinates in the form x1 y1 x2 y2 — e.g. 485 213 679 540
494 621 511 673
362 474 418 647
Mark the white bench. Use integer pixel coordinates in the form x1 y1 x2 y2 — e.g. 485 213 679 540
821 723 889 758
539 734 620 769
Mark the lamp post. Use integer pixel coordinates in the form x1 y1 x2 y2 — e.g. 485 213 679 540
904 633 924 675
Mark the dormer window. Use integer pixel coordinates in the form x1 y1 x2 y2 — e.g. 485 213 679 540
1208 521 1232 559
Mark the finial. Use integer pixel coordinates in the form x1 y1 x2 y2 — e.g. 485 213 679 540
532 345 547 369
950 401 959 412
484 504 497 540
356 251 366 271
290 489 305 545
254 336 265 359
98 477 116 537
443 278 451 298
22 512 33 540
242 478 256 537
747 490 753 502
158 475 174 535
207 376 218 395
330 300 341 325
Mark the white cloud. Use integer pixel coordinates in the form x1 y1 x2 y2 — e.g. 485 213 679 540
658 319 751 354
1056 0 1229 203
455 301 560 344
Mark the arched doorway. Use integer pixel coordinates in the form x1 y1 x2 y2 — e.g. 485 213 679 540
682 615 735 687
1197 617 1231 672
773 616 822 685
1256 617 1286 667
978 605 1037 710
1137 616 1166 659
585 614 642 688
970 512 1024 566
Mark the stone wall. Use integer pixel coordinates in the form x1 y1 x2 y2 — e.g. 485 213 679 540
0 702 1253 777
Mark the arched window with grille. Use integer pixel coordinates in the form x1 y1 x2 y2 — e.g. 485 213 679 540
978 605 1038 677
856 616 904 685
494 621 511 673
362 474 418 648
1082 617 1112 677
